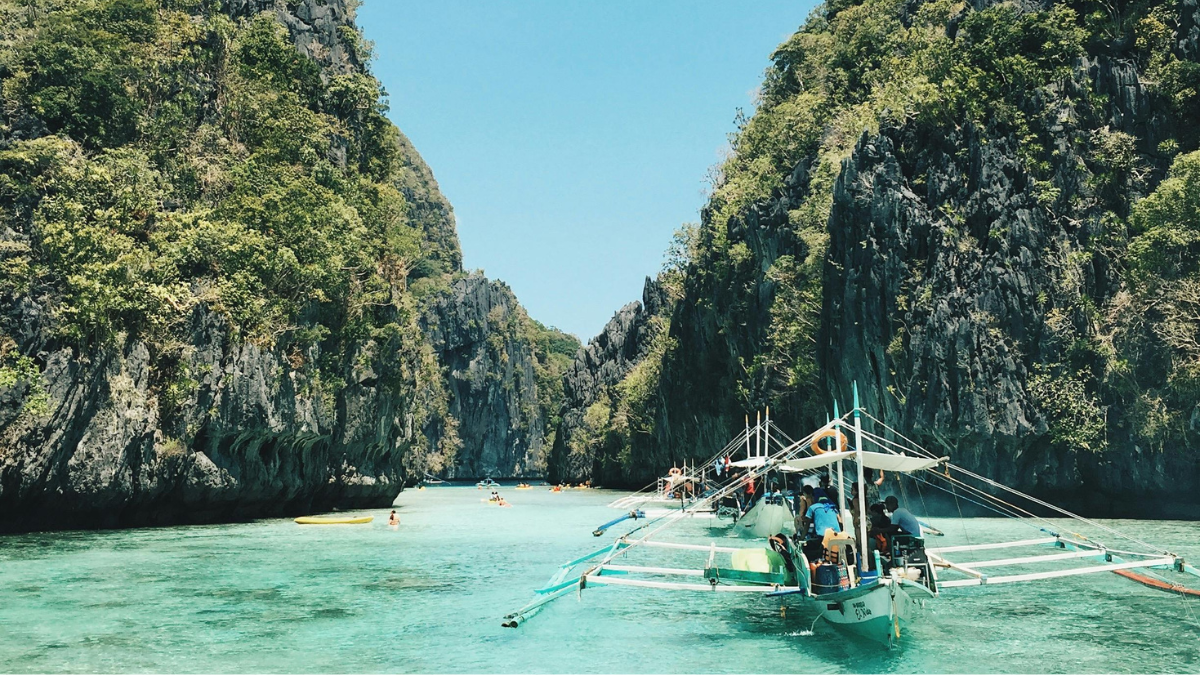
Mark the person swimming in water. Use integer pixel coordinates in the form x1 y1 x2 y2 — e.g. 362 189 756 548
388 510 399 526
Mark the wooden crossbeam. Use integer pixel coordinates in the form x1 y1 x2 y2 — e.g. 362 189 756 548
583 575 794 593
929 555 985 578
638 540 742 554
927 537 1057 554
966 550 1106 568
937 557 1176 588
600 564 703 577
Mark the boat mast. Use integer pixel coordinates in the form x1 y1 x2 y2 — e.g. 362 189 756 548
833 399 846 517
756 410 762 458
853 381 868 572
744 414 751 460
764 406 771 458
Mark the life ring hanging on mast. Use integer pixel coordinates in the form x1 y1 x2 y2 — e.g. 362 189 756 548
811 427 848 455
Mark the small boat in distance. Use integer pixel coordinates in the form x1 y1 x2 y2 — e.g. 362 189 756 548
477 478 501 489
605 408 793 528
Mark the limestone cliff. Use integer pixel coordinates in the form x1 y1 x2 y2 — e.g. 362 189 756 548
557 0 1200 515
0 0 548 532
548 277 667 483
420 275 545 479
0 305 445 531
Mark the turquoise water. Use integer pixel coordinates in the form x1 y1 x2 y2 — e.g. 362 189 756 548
2 486 1199 673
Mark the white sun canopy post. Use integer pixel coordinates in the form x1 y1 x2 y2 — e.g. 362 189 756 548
777 450 946 474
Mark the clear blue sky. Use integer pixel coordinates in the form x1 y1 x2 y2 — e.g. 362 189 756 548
358 0 816 340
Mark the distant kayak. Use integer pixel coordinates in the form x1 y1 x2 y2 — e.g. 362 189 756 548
294 516 374 525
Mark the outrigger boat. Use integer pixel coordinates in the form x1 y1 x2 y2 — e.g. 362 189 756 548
507 383 1200 646
605 408 799 536
476 478 501 489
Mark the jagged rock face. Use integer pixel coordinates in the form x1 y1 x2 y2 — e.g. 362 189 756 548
822 126 1071 499
822 113 1199 516
225 0 360 74
581 2 1200 515
0 307 428 532
421 275 543 478
0 0 478 532
632 200 812 487
816 50 1196 516
394 131 463 274
580 191 819 489
548 277 666 482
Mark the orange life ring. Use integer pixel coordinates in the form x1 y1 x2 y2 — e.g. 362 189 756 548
811 428 848 455
668 467 682 477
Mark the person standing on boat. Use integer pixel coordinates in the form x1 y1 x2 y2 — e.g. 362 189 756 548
793 484 816 537
814 473 838 507
743 474 757 508
803 493 841 539
885 495 921 536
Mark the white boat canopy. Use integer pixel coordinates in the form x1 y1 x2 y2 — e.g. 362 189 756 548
777 450 946 474
728 457 768 468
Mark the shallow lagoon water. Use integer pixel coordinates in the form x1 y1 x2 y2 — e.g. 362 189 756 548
1 486 1199 673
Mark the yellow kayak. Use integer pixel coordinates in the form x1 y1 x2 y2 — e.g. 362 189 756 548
294 516 374 525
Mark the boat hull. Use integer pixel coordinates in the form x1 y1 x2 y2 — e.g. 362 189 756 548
812 578 929 646
732 500 795 538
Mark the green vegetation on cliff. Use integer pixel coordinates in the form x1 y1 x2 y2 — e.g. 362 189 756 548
1114 150 1200 450
525 317 581 450
0 0 462 468
0 0 576 494
1 0 456 341
555 0 1200 502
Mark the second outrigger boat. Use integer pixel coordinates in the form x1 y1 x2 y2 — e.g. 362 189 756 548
507 383 1200 647
605 408 798 533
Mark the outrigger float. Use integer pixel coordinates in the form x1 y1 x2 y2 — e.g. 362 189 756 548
505 383 1200 646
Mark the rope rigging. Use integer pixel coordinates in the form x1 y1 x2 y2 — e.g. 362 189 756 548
856 411 1173 557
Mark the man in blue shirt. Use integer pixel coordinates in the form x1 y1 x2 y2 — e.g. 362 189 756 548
803 495 842 538
885 495 921 536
